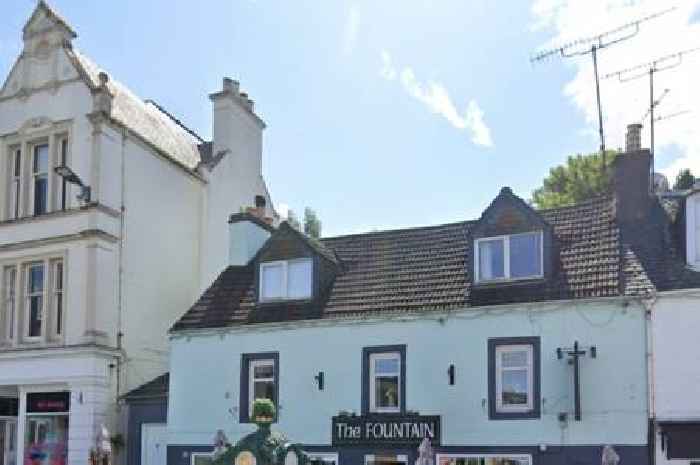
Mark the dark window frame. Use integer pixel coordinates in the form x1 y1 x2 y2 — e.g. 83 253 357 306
361 345 406 415
488 337 541 420
239 351 279 423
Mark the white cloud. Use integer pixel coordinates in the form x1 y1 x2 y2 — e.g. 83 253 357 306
531 0 700 180
343 4 360 55
380 51 493 147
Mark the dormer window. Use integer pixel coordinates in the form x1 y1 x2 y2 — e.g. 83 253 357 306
259 258 313 301
475 232 543 282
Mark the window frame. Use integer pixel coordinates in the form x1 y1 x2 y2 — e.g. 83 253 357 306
50 259 64 337
24 261 45 340
248 358 276 416
190 452 214 465
488 337 540 420
239 352 279 423
305 452 339 465
30 143 50 217
495 344 534 413
435 453 532 465
258 258 313 302
474 231 544 283
362 345 406 415
8 146 22 220
364 454 408 465
2 265 18 343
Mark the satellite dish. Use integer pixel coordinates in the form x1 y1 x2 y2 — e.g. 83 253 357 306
653 172 669 193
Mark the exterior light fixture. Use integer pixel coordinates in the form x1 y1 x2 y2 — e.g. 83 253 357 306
54 165 91 203
448 364 455 385
315 371 324 390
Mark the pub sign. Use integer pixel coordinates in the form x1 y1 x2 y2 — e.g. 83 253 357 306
332 415 441 446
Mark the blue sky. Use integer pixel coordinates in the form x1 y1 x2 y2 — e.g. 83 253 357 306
2 0 698 236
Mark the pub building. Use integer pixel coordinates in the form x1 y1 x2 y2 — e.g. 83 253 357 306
152 145 685 465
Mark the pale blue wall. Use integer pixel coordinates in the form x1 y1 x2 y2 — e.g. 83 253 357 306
167 300 648 448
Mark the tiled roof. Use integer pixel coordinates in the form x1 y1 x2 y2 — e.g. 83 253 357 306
69 50 202 170
122 373 169 402
171 193 700 332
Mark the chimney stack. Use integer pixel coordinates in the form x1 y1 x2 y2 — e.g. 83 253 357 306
613 123 651 225
625 123 643 152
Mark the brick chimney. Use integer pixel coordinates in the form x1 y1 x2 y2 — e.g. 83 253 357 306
612 124 651 225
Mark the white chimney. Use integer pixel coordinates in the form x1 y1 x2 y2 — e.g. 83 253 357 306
209 77 266 177
625 123 643 152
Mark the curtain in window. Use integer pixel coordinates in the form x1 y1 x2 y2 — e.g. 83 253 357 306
479 240 504 280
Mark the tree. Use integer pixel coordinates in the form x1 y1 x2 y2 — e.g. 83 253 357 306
286 209 301 230
303 207 322 239
673 168 695 191
531 150 618 209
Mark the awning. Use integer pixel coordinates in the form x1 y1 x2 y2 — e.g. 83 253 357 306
659 422 700 459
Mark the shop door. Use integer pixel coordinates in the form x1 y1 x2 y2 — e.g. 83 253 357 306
141 423 167 465
0 419 17 465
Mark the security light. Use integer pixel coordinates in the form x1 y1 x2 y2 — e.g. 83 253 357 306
54 165 91 203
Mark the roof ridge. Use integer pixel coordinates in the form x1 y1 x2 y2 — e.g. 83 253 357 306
321 219 473 242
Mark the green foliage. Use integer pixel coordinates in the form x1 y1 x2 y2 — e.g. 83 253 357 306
673 168 696 191
303 207 322 239
531 150 618 209
252 398 276 421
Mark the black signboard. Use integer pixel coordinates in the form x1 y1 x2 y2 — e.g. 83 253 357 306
0 397 18 416
332 415 441 446
27 392 70 414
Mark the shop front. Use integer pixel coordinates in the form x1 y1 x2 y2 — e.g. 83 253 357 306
0 397 18 465
23 392 70 465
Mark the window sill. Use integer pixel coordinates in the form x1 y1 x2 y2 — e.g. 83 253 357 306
257 297 313 305
489 410 540 420
473 277 545 287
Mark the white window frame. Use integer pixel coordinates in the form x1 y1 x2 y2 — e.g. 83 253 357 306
50 259 64 337
24 261 45 340
369 352 401 414
30 143 50 216
474 231 544 283
8 146 22 220
495 344 534 413
2 266 17 342
364 454 408 465
259 258 313 302
305 452 339 465
249 358 276 413
191 452 214 465
435 453 532 465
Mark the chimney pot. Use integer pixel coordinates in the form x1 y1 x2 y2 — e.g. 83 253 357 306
222 77 239 95
625 123 643 152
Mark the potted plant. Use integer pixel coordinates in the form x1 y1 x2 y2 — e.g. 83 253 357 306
252 398 276 424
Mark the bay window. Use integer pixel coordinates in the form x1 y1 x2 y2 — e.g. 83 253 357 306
259 258 312 301
475 232 542 282
0 258 65 344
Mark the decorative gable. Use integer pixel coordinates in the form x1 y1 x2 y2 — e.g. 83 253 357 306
472 187 550 238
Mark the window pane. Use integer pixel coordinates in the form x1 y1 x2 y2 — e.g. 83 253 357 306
510 233 541 278
193 456 214 465
261 264 284 299
501 369 528 405
13 149 21 177
287 259 312 299
254 364 274 379
375 376 399 408
501 350 528 368
374 357 399 374
29 266 44 294
29 297 43 338
33 145 48 174
253 380 275 403
24 415 68 465
478 239 504 280
34 176 48 215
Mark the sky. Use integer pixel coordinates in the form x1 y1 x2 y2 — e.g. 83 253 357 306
1 0 699 236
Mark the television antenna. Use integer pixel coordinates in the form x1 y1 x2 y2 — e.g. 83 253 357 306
603 46 700 188
531 7 676 174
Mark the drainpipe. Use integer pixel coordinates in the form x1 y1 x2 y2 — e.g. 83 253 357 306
643 295 658 465
116 130 127 400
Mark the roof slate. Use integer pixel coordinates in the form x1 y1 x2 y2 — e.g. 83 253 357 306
172 192 698 333
122 373 169 401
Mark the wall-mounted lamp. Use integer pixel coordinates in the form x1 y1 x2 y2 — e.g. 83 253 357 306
448 364 455 386
315 371 324 391
54 165 91 203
